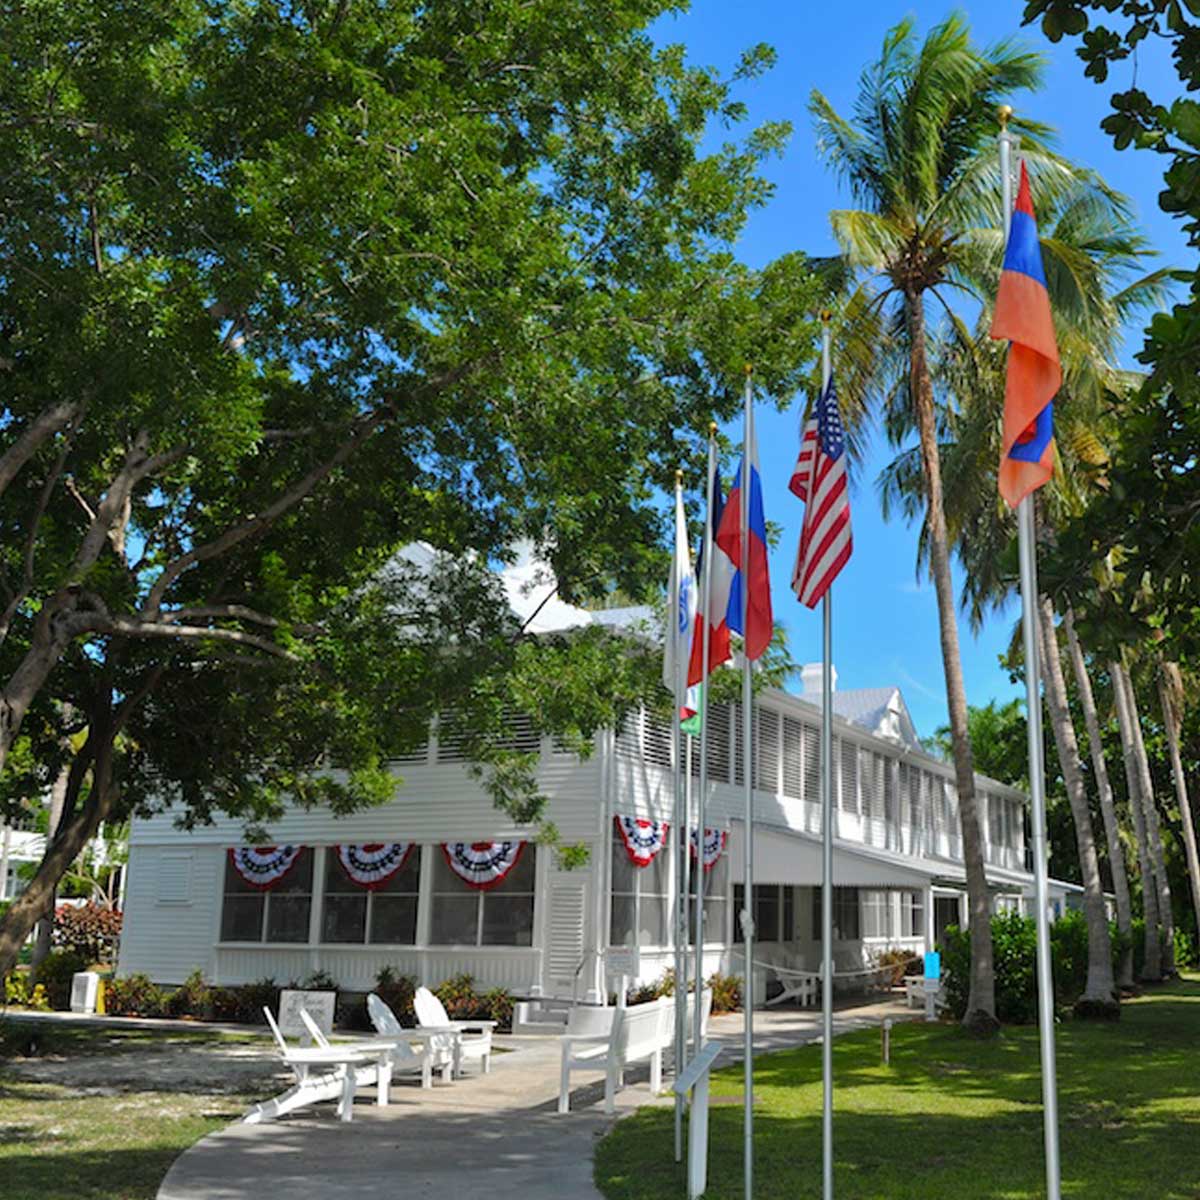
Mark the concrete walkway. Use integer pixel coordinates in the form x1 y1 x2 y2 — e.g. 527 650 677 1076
158 997 912 1200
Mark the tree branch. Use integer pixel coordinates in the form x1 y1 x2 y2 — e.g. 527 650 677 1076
0 400 80 501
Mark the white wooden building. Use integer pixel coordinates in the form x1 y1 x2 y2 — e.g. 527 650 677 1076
117 679 1077 1002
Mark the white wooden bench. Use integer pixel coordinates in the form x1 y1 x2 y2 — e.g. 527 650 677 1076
557 996 673 1115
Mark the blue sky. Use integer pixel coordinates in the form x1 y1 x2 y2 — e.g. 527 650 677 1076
652 1 1188 740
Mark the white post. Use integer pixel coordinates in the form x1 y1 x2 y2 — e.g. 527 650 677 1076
819 318 835 1200
1000 109 1061 1200
673 473 687 1161
740 368 755 1200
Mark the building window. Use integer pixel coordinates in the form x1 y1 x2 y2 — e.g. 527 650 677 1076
901 890 925 939
610 828 670 946
430 846 536 946
321 848 421 945
220 848 314 943
732 884 781 943
688 853 729 945
812 886 861 941
861 889 892 939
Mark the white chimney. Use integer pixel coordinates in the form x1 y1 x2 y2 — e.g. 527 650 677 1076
800 662 837 696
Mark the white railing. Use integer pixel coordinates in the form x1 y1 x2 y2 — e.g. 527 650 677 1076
674 1040 723 1199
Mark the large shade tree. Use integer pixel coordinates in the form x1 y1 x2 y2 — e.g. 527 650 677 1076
0 0 823 975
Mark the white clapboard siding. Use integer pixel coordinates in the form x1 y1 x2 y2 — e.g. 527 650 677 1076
129 752 605 847
118 844 224 984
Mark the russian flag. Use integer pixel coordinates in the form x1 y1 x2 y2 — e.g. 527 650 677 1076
990 160 1061 509
715 421 773 662
687 466 734 687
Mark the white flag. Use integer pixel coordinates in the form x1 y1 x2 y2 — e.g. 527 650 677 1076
663 478 697 706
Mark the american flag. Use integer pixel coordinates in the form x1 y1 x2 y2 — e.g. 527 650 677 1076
789 376 852 608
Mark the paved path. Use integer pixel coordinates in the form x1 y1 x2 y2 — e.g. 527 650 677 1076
158 997 912 1200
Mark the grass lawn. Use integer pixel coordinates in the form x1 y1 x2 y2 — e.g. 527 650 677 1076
595 974 1200 1200
0 1020 270 1200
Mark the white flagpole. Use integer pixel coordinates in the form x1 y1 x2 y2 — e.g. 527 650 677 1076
740 367 755 1200
694 424 717 1079
672 469 687 1164
999 106 1061 1200
819 314 835 1200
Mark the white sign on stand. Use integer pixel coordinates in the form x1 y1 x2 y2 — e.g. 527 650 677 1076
278 989 336 1041
605 946 640 1008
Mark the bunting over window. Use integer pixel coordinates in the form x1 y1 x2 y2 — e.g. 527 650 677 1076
335 843 414 890
689 826 728 872
614 816 670 867
441 842 525 890
228 846 304 890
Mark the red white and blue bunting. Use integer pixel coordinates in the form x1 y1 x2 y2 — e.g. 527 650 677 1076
442 841 525 891
615 816 670 867
335 843 414 890
229 845 303 890
689 826 728 872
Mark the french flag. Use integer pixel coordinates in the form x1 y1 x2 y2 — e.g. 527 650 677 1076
687 466 734 687
715 420 773 662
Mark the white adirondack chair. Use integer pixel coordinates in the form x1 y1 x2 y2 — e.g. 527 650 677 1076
413 985 497 1075
297 1008 427 1105
367 993 455 1088
243 1007 370 1124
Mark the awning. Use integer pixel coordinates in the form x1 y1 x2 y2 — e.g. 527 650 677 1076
727 821 937 888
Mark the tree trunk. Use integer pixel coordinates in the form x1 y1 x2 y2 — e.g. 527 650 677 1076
906 288 996 1033
1111 659 1162 980
1157 660 1200 955
1119 661 1176 976
1038 599 1118 1016
1064 609 1134 990
0 743 115 980
29 761 71 979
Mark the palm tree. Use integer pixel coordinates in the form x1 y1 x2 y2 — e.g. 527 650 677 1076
1158 659 1200 953
874 150 1170 1011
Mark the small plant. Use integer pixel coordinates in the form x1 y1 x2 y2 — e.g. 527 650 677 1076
4 972 50 1011
209 978 281 1023
164 970 212 1019
707 971 742 1014
482 986 514 1030
300 969 338 992
372 967 416 1025
104 973 167 1018
434 973 481 1020
875 948 923 987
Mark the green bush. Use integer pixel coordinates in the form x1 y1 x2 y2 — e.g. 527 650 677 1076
104 973 167 1017
34 950 88 1010
941 910 1119 1024
4 971 50 1011
52 904 122 963
1173 927 1197 970
164 970 212 1019
209 978 281 1024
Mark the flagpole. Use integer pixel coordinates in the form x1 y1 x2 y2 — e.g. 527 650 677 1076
1000 106 1061 1200
694 424 717 1082
740 366 755 1200
819 313 835 1200
672 468 687 1165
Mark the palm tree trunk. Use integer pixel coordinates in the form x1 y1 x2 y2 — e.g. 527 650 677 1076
1157 661 1200 954
1038 598 1118 1015
906 288 996 1033
1119 661 1176 976
1064 608 1134 990
1110 659 1162 980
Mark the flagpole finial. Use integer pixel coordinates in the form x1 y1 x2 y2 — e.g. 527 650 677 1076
675 468 683 485
820 308 832 324
743 363 753 377
709 420 718 437
998 104 1013 129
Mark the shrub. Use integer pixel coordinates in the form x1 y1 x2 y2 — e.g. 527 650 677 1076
434 973 481 1020
300 969 338 992
4 971 50 1011
1173 926 1197 970
51 904 122 963
104 973 167 1017
373 966 416 1024
209 978 281 1024
482 987 514 1030
875 948 923 987
707 971 742 1014
164 970 212 1019
34 950 88 1010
